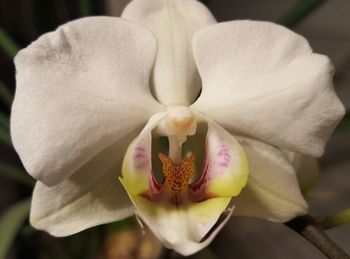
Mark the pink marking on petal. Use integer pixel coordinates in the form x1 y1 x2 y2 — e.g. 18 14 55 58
190 160 209 192
139 171 163 202
134 153 146 159
135 162 149 170
135 146 145 152
219 162 228 167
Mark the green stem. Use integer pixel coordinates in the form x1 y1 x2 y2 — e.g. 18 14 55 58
279 0 327 28
0 80 13 108
286 215 350 259
0 27 20 59
319 209 350 229
0 163 34 187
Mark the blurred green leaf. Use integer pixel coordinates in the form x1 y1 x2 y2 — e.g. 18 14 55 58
320 208 350 229
79 0 91 17
0 199 30 259
0 127 12 148
0 163 34 187
85 228 100 259
107 217 136 233
279 0 326 28
0 111 9 130
0 27 20 59
197 248 218 259
0 80 13 108
336 112 350 131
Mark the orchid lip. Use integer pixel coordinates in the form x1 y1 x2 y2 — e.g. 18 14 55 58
121 112 249 208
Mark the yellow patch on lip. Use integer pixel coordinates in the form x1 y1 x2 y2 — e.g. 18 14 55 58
159 153 196 192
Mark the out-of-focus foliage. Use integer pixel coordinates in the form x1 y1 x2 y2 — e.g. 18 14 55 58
0 199 30 259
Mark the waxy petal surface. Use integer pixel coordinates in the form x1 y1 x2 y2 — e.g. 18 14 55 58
11 17 163 186
283 151 319 194
30 134 138 236
233 137 308 222
129 196 232 256
122 0 216 106
192 21 345 157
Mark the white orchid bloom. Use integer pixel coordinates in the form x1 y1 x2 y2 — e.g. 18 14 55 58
11 0 344 256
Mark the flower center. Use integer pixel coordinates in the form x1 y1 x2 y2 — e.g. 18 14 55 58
157 105 197 163
159 153 196 192
156 106 198 197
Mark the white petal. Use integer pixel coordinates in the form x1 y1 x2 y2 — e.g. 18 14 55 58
30 138 135 236
11 17 163 186
192 21 345 157
283 151 319 193
233 137 308 222
130 196 232 256
122 0 216 106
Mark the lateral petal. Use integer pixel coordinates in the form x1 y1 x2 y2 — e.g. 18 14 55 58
192 21 345 157
11 17 163 186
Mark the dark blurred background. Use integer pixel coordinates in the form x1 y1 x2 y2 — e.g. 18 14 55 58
0 0 349 258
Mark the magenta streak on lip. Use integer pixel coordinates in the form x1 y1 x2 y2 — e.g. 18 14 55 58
132 143 163 201
217 140 230 168
133 143 150 170
190 136 230 199
190 160 209 192
135 146 145 152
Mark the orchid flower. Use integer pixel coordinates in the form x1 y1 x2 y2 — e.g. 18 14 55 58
11 0 344 256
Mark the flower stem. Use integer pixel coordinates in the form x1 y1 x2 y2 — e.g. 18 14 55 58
286 215 350 259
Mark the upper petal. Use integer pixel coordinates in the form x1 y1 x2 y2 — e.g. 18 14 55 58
192 21 345 157
11 17 164 186
122 0 216 106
